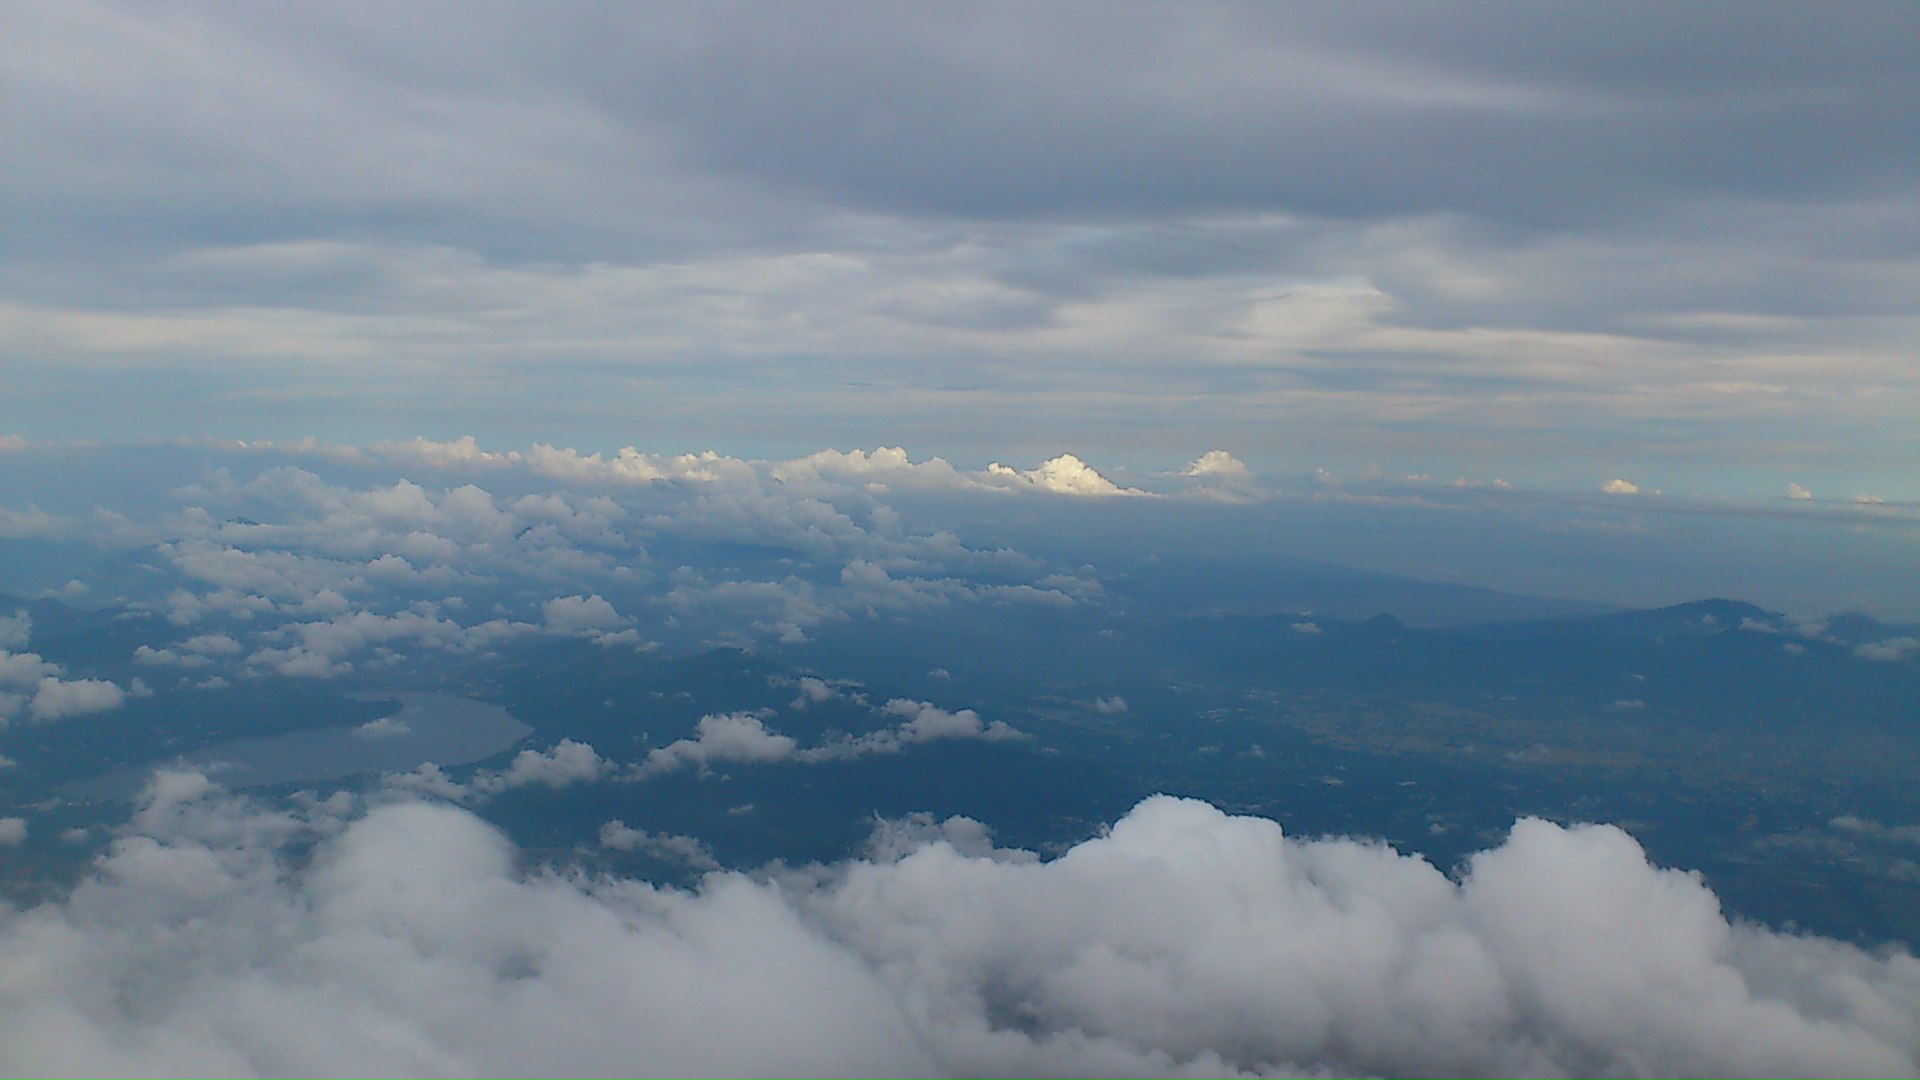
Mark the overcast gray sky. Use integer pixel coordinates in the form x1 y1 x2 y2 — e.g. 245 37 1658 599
3 1 1916 501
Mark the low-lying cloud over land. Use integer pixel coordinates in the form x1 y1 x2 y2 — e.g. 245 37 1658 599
0 778 1914 1078
2 436 1915 637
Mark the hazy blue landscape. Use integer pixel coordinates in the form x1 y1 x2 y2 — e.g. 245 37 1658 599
6 448 1919 942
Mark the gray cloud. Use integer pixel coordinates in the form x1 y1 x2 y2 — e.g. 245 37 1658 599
0 611 28 651
2 4 1914 494
616 5 1913 226
12 4 1912 248
0 779 1913 1076
1858 637 1920 663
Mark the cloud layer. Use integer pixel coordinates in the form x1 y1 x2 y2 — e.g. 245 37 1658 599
3 4 1915 496
1 780 1913 1077
3 435 1916 645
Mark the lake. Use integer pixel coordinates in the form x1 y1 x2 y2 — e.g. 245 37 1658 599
70 692 532 799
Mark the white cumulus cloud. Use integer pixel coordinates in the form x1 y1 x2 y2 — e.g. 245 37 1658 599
0 785 1913 1077
542 594 627 634
473 740 610 794
641 712 800 775
1180 450 1260 500
27 677 127 722
983 454 1147 497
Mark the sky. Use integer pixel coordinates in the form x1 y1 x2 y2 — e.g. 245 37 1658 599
3 1 1916 506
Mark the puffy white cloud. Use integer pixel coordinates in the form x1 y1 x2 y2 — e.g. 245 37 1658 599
0 817 24 846
790 676 838 708
0 785 929 1077
0 650 61 690
1180 450 1260 501
542 594 626 634
643 698 1021 776
0 787 1914 1077
792 700 1023 763
381 742 614 802
5 661 115 730
876 698 1020 745
133 633 244 668
245 646 351 678
380 762 470 802
768 446 987 494
642 712 799 775
27 677 127 722
353 717 413 739
1601 478 1640 495
182 632 243 656
473 740 610 794
1183 449 1252 481
983 454 1148 497
161 587 275 626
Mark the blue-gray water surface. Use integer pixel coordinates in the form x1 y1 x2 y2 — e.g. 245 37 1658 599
70 693 531 799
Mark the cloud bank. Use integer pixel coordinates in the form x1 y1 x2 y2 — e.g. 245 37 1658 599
0 780 1913 1078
